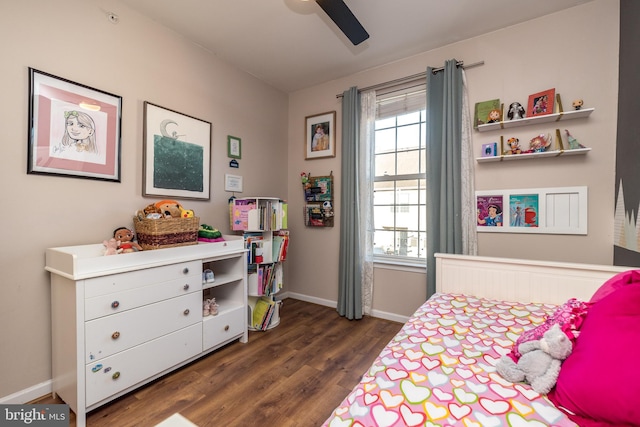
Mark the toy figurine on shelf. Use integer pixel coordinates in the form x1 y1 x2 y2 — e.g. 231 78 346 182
507 137 522 155
487 109 501 123
565 129 585 149
507 102 526 120
529 133 553 153
572 99 584 110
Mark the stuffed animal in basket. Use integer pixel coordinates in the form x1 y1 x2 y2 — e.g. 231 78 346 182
113 227 143 253
154 200 183 218
143 203 164 218
496 323 573 394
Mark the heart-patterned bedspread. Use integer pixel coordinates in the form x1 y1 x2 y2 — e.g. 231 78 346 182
322 293 577 427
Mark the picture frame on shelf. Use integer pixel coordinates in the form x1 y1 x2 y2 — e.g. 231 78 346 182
527 88 556 117
227 135 241 159
27 68 122 182
143 101 212 200
474 99 501 128
305 111 336 159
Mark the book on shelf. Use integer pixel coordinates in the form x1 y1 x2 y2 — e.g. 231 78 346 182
251 296 276 331
272 229 289 262
232 199 255 231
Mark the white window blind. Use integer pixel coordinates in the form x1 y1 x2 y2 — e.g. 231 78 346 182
376 88 426 120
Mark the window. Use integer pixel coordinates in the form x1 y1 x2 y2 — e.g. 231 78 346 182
373 88 426 262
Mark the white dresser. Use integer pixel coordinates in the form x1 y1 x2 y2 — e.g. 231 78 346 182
46 237 247 427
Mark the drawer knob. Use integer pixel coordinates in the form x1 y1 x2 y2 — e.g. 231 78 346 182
112 371 120 380
224 325 230 332
111 301 120 309
111 331 120 340
184 309 190 316
182 267 189 274
183 284 190 291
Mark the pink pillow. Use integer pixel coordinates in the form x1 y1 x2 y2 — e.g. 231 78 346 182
506 298 590 362
548 282 640 426
589 269 640 303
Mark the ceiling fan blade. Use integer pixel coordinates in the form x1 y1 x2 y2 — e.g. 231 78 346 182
315 0 369 45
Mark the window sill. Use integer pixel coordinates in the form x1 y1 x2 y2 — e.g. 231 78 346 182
373 256 426 272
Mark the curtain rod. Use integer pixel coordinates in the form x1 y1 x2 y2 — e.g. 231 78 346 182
335 60 484 98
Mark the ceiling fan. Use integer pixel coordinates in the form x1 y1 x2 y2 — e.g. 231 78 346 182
314 0 369 45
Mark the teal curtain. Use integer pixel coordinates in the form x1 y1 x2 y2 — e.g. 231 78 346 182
426 59 464 296
338 86 362 320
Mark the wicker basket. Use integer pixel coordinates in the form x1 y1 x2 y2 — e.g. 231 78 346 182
133 216 200 250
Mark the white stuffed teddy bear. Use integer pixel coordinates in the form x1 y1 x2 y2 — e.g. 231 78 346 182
496 323 573 394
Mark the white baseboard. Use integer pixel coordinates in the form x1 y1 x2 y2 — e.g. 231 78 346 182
0 380 52 404
284 292 409 323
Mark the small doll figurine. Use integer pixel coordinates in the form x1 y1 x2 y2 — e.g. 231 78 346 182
507 102 526 120
487 109 501 123
507 137 521 155
113 227 143 253
572 99 584 110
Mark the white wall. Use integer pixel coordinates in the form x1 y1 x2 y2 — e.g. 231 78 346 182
0 0 288 400
285 0 619 317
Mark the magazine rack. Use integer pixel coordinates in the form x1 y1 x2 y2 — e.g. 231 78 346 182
301 172 334 227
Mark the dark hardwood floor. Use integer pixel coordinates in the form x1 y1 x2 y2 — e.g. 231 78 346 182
33 298 402 426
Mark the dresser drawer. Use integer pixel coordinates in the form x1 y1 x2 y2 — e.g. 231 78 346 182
85 274 201 321
84 261 201 298
202 306 245 350
85 323 202 407
85 292 202 363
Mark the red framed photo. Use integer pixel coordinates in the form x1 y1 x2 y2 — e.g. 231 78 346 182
527 89 555 117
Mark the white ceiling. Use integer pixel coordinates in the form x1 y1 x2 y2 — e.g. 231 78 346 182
118 0 593 93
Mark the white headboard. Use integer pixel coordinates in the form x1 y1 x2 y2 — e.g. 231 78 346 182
435 253 633 305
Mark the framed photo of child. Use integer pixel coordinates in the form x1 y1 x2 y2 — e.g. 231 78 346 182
27 68 122 182
305 111 336 160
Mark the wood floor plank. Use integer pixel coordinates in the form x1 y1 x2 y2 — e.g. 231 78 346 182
32 298 402 426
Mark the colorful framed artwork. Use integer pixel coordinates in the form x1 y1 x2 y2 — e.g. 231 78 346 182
27 68 122 181
143 101 212 200
476 194 504 227
305 111 336 160
227 135 241 159
527 89 556 117
509 194 539 227
474 99 501 128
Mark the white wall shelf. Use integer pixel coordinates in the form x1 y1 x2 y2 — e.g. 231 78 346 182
476 147 591 163
477 108 594 132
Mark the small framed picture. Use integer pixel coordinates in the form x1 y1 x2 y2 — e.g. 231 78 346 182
527 89 555 117
27 68 122 181
227 135 241 159
305 111 336 160
224 173 243 192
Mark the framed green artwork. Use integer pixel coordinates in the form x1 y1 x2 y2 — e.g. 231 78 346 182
143 101 211 200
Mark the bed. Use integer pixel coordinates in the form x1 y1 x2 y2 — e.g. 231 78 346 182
322 253 640 427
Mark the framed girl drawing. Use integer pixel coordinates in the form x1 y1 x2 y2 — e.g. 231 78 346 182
27 68 122 181
305 111 336 159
